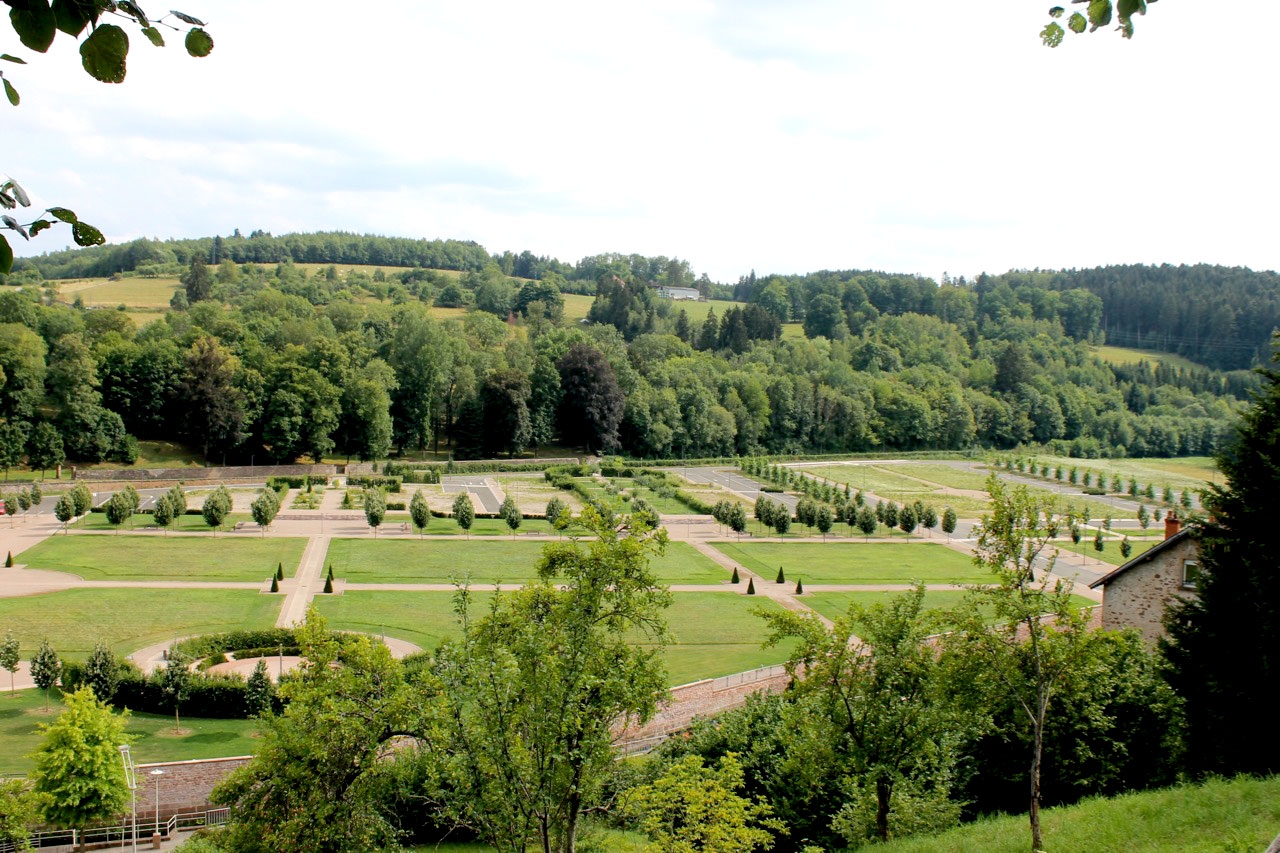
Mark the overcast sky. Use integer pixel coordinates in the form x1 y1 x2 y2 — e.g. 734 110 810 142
7 1 1278 283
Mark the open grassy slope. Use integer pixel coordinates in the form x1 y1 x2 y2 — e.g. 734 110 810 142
875 774 1280 853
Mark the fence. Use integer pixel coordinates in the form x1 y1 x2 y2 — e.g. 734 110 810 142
0 808 229 853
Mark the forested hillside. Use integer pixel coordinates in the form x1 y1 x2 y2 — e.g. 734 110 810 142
978 264 1280 371
0 237 1265 471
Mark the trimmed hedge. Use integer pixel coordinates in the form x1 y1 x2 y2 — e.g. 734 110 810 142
347 475 403 493
173 629 299 659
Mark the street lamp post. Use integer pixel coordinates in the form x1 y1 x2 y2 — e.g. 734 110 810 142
118 745 137 853
150 769 165 837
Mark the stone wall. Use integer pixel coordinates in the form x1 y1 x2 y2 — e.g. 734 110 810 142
132 757 251 819
1101 537 1198 643
614 665 792 749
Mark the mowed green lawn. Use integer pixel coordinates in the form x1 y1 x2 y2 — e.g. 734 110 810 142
0 688 261 774
1054 536 1160 567
655 593 797 685
0 589 279 658
312 591 480 652
316 590 789 686
712 542 990 585
801 590 1097 625
325 539 727 585
18 535 305 581
71 512 254 534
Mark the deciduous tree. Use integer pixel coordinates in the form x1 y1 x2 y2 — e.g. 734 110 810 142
30 687 130 851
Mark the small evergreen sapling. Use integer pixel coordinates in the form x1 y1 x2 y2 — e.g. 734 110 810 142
776 566 785 584
746 577 756 595
731 567 740 584
276 562 284 581
1120 537 1132 559
270 576 279 593
794 579 803 595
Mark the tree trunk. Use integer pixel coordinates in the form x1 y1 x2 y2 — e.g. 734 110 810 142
1030 712 1045 852
875 776 893 841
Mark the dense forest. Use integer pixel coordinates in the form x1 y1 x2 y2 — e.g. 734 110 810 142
0 233 1269 471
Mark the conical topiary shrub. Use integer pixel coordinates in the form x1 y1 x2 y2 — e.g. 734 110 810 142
776 566 785 584
731 567 740 584
276 562 284 581
795 579 804 595
326 564 334 582
4 551 11 568
323 575 334 594
746 577 756 595
270 576 279 593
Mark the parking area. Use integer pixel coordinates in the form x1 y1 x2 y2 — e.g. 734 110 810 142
439 476 504 514
666 467 799 512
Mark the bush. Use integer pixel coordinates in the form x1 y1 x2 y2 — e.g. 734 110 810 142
113 672 255 719
173 629 299 660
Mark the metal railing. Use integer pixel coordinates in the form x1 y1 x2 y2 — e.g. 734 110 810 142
0 808 229 853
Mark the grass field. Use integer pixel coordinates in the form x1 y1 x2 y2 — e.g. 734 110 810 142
711 542 990 585
1024 454 1221 491
0 589 279 659
0 688 262 774
1054 536 1161 567
18 535 305 581
639 593 796 685
1092 344 1210 373
880 462 995 492
70 511 255 534
800 464 992 517
875 774 1280 853
316 589 787 685
324 538 728 585
801 590 1096 625
312 590 478 652
57 276 180 307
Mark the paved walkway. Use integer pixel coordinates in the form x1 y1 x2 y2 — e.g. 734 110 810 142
276 535 331 628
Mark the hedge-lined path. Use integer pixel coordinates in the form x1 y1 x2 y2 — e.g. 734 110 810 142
276 535 331 628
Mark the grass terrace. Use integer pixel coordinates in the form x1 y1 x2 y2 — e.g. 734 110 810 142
801 590 1096 626
17 534 305 581
0 688 262 774
0 589 279 659
325 538 730 585
1054 537 1161 567
312 590 479 652
638 592 796 685
711 542 990 585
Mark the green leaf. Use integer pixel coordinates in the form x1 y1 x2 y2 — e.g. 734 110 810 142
184 27 213 57
72 220 105 246
1120 18 1135 38
2 215 29 239
47 207 78 223
1 54 29 64
1040 21 1065 48
141 25 164 47
79 23 128 83
0 191 12 210
1118 0 1146 19
170 10 206 26
29 218 52 237
52 0 97 37
3 78 18 106
1088 0 1112 30
1048 6 1065 18
10 1 57 53
117 1 148 27
1068 12 1087 33
0 235 12 275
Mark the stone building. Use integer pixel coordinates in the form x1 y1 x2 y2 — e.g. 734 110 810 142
1089 513 1199 643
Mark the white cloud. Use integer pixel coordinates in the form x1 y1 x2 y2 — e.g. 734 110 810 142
7 1 1280 282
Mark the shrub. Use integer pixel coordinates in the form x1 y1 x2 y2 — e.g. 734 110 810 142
731 567 740 584
746 578 756 595
347 475 402 493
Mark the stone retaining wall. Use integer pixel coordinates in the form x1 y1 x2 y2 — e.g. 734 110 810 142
614 665 792 746
133 757 251 818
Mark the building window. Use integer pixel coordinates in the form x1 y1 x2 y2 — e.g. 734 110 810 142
1181 559 1200 590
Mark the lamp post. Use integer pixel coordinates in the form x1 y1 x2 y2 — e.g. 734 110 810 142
118 745 137 852
150 769 165 837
